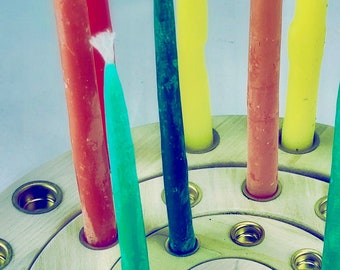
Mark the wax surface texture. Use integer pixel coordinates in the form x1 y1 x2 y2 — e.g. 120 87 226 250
154 0 197 255
104 63 149 270
246 0 282 198
282 0 327 152
176 0 213 152
53 0 117 247
86 0 113 135
322 85 340 270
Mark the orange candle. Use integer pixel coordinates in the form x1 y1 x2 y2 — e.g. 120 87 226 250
246 0 282 199
54 0 117 247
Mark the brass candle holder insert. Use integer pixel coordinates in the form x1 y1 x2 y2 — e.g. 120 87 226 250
0 115 331 269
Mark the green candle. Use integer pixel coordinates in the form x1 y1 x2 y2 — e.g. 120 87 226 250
90 32 149 270
322 84 340 269
153 0 198 256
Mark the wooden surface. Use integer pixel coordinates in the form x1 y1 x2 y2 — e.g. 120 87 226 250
0 115 332 269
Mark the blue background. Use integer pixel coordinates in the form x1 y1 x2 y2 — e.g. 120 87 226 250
1 0 339 192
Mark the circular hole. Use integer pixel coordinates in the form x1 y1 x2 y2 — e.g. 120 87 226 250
241 180 282 202
161 182 202 208
78 228 117 250
290 249 322 270
0 239 13 269
188 182 203 207
165 237 199 257
314 196 327 221
186 129 220 154
279 129 320 154
12 180 62 214
230 221 265 247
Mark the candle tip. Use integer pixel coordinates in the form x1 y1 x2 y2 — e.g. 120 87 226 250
90 31 115 63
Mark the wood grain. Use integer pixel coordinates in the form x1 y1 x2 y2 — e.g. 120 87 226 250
0 116 331 269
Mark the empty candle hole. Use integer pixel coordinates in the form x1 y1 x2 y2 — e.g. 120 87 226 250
279 130 320 154
0 239 12 269
186 129 220 154
314 196 327 221
161 182 202 208
241 180 282 202
12 181 62 214
230 221 265 247
290 249 322 270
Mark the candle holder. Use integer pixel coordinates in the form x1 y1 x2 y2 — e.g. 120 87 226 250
0 115 330 269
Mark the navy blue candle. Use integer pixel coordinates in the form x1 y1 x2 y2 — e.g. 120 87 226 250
153 0 198 256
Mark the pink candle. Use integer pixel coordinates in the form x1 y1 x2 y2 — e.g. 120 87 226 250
53 0 117 247
246 0 282 199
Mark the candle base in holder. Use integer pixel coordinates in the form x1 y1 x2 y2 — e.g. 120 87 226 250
0 116 331 269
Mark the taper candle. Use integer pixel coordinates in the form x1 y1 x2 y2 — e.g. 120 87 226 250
281 0 328 152
246 0 282 198
90 32 150 270
154 0 198 255
53 0 117 247
176 0 213 152
86 0 113 134
321 85 340 270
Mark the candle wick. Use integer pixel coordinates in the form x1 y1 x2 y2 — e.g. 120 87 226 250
90 30 115 64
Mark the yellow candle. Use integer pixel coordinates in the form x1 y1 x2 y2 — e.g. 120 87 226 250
281 0 327 152
176 0 213 152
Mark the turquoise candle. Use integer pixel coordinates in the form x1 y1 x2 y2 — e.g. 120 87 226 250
90 32 149 270
322 84 340 269
153 0 198 256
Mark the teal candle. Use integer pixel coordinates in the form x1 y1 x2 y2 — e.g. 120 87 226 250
91 32 149 270
153 0 198 256
322 84 340 269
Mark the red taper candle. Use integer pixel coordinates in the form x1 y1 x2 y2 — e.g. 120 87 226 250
246 0 282 199
53 0 117 247
86 0 113 131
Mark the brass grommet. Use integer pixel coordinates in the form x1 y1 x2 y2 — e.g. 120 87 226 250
290 249 322 270
12 180 62 214
279 130 320 154
0 239 12 269
186 129 220 154
230 221 265 247
188 182 203 208
78 228 117 250
241 180 282 202
161 182 203 208
314 196 327 221
164 237 199 257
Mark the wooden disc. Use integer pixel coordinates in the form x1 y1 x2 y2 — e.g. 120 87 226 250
0 116 331 269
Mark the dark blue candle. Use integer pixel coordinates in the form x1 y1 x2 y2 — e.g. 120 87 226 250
153 0 198 256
